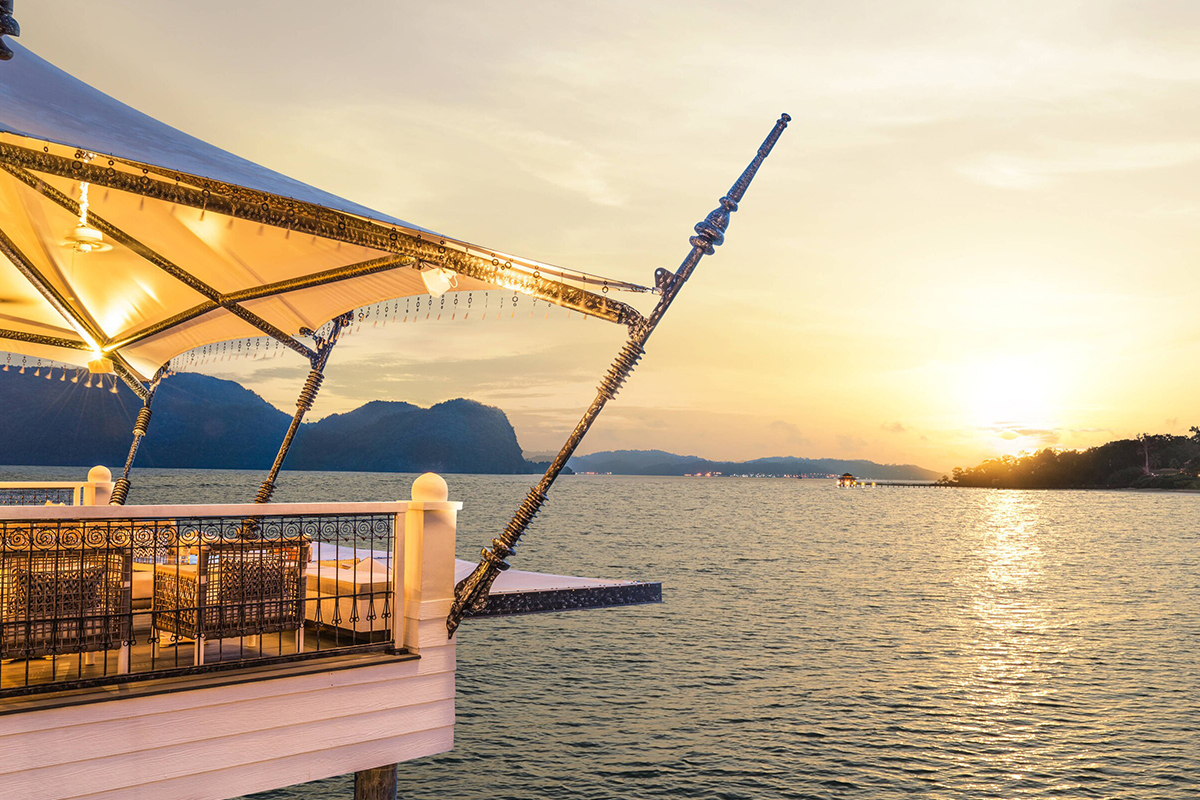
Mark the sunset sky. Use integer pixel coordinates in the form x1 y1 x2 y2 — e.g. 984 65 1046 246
17 1 1200 472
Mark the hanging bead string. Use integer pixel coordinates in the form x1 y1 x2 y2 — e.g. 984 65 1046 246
1 289 590 384
0 353 132 390
232 292 594 332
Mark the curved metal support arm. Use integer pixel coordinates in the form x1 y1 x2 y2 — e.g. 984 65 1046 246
448 113 791 636
254 312 352 503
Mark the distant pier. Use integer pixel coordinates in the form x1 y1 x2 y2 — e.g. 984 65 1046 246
837 480 945 488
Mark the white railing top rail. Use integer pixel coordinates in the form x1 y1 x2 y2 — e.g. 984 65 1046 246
0 465 113 506
0 499 460 521
0 480 90 488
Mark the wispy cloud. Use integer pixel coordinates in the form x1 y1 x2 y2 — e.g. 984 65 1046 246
977 423 1112 447
489 127 626 208
768 420 812 449
837 433 868 453
958 141 1200 189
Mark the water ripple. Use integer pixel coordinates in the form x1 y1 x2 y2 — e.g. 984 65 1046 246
48 468 1192 800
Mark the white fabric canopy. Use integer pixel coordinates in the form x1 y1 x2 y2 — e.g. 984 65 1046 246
0 42 638 381
0 41 426 228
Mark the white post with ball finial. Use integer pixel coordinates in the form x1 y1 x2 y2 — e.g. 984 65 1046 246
399 472 459 653
357 473 460 800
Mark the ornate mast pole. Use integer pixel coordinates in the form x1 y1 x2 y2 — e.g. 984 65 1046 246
109 366 167 505
0 1 18 61
448 113 791 635
254 311 353 503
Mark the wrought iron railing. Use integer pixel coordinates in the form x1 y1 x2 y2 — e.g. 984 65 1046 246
0 506 399 697
0 466 114 507
0 485 80 506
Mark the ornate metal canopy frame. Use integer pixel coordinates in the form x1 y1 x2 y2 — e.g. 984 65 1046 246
0 142 646 354
0 137 643 502
0 30 649 504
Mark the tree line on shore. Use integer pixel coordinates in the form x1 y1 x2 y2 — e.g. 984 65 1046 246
939 428 1200 490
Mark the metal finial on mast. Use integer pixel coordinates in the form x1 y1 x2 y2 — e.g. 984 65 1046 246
0 1 19 62
447 113 791 637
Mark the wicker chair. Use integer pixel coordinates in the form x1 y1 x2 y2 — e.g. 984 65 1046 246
152 538 306 665
0 549 132 670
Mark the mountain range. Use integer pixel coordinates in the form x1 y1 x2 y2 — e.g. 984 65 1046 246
0 371 939 479
567 450 941 481
0 371 531 473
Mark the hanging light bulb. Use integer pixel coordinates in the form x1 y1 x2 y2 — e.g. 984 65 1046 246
108 376 119 394
62 181 112 254
87 349 114 374
70 370 79 383
420 266 457 298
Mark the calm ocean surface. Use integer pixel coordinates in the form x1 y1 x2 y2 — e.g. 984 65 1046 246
7 467 1198 799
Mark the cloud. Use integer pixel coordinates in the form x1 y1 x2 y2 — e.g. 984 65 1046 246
491 127 627 208
768 420 812 449
837 433 868 452
881 421 907 434
958 141 1200 190
976 423 1113 447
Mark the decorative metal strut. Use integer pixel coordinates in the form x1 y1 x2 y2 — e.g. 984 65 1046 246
109 367 168 505
0 223 149 398
254 312 353 503
447 113 792 636
0 1 18 62
0 163 318 364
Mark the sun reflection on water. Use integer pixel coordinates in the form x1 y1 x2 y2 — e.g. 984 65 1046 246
951 491 1060 781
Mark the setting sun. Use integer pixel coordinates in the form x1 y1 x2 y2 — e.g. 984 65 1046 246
959 355 1064 454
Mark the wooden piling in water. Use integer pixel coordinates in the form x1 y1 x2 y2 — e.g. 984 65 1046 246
355 765 397 799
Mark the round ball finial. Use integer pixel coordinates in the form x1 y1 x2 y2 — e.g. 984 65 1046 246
87 465 112 483
412 472 449 502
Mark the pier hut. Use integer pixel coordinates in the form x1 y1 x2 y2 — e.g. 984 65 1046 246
0 14 786 799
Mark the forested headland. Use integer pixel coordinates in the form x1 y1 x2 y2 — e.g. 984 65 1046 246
939 429 1200 490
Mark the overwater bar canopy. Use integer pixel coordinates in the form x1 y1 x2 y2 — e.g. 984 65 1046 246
0 27 786 794
0 37 662 641
0 40 646 387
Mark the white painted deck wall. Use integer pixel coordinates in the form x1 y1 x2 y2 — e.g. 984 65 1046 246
0 474 460 800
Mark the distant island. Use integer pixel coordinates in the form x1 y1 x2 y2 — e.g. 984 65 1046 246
938 429 1200 490
567 450 941 481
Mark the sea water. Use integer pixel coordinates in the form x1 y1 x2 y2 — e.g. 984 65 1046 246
5 468 1197 799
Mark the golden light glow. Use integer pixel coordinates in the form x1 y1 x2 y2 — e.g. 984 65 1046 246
87 347 113 374
951 354 1066 455
62 181 112 253
963 357 1052 427
16 1 1199 471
